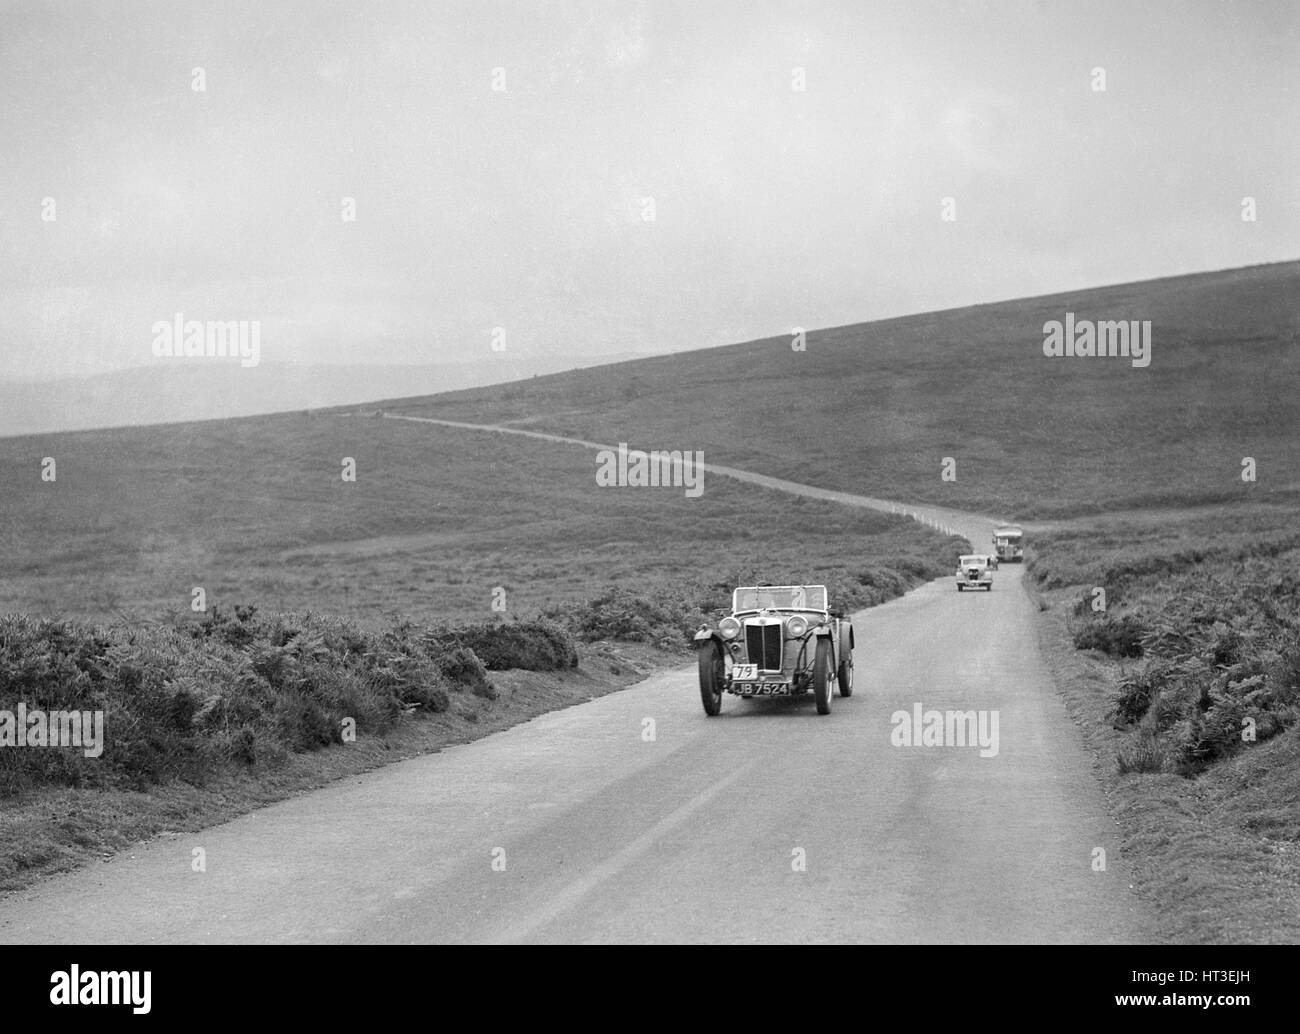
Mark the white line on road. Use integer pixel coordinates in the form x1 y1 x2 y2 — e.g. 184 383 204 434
482 761 757 943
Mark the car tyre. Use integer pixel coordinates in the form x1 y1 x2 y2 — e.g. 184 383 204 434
837 640 853 698
813 638 833 715
698 639 725 716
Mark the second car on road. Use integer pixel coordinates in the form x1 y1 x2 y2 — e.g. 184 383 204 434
957 554 994 592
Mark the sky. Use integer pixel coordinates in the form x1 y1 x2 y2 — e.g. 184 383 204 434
1 0 1297 381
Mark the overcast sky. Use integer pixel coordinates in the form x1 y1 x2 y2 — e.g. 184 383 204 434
2 0 1297 381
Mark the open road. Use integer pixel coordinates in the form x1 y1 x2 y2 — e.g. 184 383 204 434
0 423 1153 943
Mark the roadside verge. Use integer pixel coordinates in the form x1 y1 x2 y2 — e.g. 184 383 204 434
1029 583 1300 943
0 640 677 896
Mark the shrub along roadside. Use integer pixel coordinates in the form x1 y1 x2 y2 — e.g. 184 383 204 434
423 620 578 672
1 546 956 795
542 550 961 647
0 606 581 796
1071 614 1146 658
1031 519 1300 776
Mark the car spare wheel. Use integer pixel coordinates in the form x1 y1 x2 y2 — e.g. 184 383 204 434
813 638 833 715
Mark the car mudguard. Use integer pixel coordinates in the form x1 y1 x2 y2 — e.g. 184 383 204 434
693 628 728 652
813 624 837 668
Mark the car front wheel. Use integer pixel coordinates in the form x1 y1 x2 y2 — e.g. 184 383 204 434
698 640 726 716
837 641 853 697
813 638 833 715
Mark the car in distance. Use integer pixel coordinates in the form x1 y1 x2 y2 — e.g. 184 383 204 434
956 554 993 592
993 524 1024 563
693 584 853 716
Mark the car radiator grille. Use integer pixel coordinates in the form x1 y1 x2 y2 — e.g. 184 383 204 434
745 622 783 670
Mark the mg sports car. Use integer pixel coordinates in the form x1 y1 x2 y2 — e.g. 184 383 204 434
693 584 853 716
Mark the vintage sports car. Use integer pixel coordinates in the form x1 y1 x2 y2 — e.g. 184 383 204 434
693 584 853 716
956 554 993 591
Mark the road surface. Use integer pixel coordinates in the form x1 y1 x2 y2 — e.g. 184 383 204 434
0 424 1152 943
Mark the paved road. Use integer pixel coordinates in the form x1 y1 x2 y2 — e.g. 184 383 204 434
0 423 1152 943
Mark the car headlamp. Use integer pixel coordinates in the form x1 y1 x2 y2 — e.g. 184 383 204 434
719 616 741 640
786 615 808 638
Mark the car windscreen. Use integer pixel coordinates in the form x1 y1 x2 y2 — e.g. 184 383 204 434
960 557 986 566
734 586 827 611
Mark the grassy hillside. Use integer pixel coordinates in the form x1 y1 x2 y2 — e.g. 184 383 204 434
6 260 1292 627
382 261 1300 519
0 410 960 627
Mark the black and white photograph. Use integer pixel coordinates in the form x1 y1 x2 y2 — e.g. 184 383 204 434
0 0 1296 1009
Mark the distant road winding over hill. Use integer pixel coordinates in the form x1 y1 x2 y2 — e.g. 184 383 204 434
380 261 1300 519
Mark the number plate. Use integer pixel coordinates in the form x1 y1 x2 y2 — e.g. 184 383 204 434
732 664 758 681
732 682 790 696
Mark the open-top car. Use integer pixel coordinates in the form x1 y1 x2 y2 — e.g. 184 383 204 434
957 554 993 591
693 584 853 716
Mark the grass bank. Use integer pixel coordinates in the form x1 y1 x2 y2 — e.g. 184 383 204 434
1027 504 1300 942
0 604 674 894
